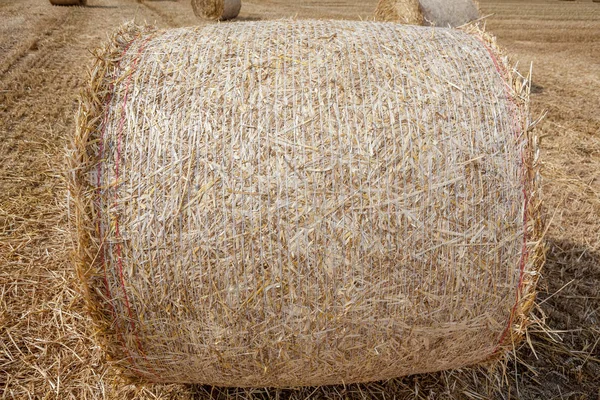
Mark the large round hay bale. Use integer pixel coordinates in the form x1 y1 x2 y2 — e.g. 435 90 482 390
191 0 241 20
420 0 480 27
49 0 86 5
374 0 423 24
69 20 544 387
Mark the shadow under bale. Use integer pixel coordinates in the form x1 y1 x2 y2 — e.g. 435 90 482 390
502 239 600 399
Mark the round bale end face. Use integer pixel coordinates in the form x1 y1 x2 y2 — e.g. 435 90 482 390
419 0 480 27
70 20 543 387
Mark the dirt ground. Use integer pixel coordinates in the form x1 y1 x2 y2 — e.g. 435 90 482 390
0 0 599 398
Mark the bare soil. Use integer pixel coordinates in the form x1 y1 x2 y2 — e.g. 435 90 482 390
1 0 599 398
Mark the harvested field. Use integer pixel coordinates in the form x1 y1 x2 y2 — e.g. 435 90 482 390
1 0 599 399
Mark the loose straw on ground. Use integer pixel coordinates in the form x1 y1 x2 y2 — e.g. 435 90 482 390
69 20 544 387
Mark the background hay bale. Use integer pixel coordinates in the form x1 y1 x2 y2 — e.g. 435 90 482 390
49 0 86 5
191 0 241 20
420 0 480 27
374 0 423 24
70 20 543 387
375 0 480 27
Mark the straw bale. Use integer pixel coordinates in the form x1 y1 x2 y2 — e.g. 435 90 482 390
69 20 544 387
420 0 480 27
375 0 480 27
191 0 241 20
374 0 423 24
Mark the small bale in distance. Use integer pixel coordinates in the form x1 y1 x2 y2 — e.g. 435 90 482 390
374 0 423 24
191 0 241 20
70 20 544 387
49 0 86 5
375 0 480 27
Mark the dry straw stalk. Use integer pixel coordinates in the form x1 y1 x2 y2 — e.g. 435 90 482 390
69 20 544 388
191 0 241 21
